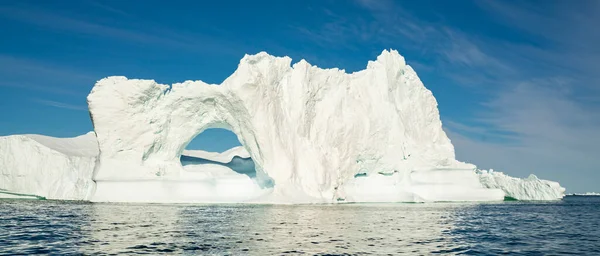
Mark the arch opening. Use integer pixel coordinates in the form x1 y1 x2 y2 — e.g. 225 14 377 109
179 128 274 199
184 128 242 153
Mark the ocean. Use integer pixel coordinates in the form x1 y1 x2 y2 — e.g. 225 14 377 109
1 196 598 255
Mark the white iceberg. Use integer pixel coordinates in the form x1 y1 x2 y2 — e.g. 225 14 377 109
0 132 97 200
477 170 565 200
568 192 600 196
0 50 565 203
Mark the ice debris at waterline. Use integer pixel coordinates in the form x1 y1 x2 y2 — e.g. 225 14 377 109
0 50 565 203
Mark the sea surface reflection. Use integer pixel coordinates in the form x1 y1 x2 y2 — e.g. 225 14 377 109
1 197 599 255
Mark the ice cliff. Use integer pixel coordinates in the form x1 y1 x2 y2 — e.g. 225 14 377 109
0 50 565 202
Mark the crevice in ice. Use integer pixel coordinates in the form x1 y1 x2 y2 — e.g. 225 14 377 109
354 173 367 178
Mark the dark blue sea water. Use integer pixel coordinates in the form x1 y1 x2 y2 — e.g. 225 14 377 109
1 196 599 255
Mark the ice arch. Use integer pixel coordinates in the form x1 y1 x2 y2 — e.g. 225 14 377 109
87 77 277 202
87 50 507 203
88 77 263 178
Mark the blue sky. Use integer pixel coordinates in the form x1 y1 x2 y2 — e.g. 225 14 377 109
0 0 598 192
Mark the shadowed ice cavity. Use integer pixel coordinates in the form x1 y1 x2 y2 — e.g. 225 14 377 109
180 154 274 189
180 155 256 177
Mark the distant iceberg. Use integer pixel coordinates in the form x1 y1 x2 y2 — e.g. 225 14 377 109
477 170 565 200
0 50 565 203
568 192 600 196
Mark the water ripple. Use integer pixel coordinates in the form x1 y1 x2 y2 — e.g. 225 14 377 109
0 197 599 255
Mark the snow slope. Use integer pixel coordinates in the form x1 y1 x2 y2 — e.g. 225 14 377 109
0 132 97 200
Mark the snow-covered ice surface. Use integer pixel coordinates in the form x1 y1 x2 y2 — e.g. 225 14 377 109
477 170 565 200
1 50 565 203
0 132 97 200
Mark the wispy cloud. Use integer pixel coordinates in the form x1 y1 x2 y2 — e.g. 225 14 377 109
0 6 179 47
0 81 83 96
295 0 513 85
84 0 131 17
289 14 373 52
0 5 241 56
440 29 515 74
0 55 97 95
445 77 600 191
475 0 600 92
31 98 87 111
0 55 97 82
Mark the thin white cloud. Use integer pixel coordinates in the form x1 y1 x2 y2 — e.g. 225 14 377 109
0 5 241 56
0 82 82 96
0 6 181 47
0 55 97 95
31 98 88 111
299 1 512 84
0 55 97 82
446 72 600 193
84 0 131 17
475 0 600 90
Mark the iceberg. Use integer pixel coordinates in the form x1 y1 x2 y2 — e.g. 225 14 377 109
477 170 565 200
0 132 97 200
0 50 565 203
568 192 600 196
